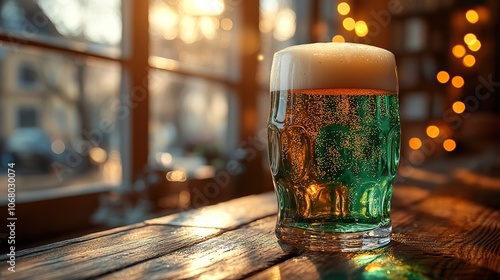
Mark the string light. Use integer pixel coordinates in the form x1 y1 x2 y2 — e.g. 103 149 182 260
464 33 477 45
337 2 350 15
436 71 450 83
465 9 479 24
332 35 345 42
463 54 476 67
468 40 481 52
443 139 457 152
343 17 355 31
452 45 466 58
409 138 422 150
451 76 465 88
426 125 440 138
355 21 368 37
452 101 466 114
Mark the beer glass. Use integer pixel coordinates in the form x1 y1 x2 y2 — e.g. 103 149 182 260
268 42 400 251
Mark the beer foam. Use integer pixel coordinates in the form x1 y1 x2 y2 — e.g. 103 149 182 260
271 43 398 93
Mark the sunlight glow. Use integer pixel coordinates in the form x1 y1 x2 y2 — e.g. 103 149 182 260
90 147 107 164
182 0 225 16
273 8 296 41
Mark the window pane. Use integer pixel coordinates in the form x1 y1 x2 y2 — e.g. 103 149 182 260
0 45 123 194
149 0 240 79
258 0 310 86
0 0 122 58
149 70 238 172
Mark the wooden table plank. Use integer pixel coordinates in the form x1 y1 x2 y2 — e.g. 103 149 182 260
248 183 500 280
0 223 147 261
0 225 221 280
100 216 298 280
145 192 277 229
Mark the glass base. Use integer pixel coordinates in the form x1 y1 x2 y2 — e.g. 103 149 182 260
276 223 391 252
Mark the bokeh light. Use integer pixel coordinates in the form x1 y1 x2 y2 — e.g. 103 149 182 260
452 101 466 114
409 138 422 150
337 2 350 15
273 8 296 41
342 17 355 31
426 125 440 138
451 76 465 88
332 35 345 42
355 21 368 37
443 139 457 152
89 147 107 164
465 9 479 24
463 54 476 67
464 33 477 45
468 40 481 52
452 44 466 58
436 71 450 83
221 18 233 30
51 140 66 154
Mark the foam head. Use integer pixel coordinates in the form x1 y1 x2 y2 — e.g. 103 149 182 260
270 42 398 93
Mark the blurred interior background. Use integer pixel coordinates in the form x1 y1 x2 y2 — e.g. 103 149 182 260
0 0 499 249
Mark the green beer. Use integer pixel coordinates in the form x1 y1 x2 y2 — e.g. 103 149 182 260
268 43 400 251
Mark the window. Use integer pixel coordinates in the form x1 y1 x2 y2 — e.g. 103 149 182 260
17 107 39 127
0 0 310 245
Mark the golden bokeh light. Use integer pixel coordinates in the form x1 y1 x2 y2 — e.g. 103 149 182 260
452 44 466 58
89 147 107 164
468 40 481 52
463 54 476 67
436 71 450 83
332 35 345 42
464 33 477 45
342 17 355 31
220 18 233 30
451 76 465 88
51 140 66 154
257 54 264 61
337 2 350 15
443 139 457 152
426 125 440 138
465 9 479 24
355 21 368 37
166 170 187 182
452 101 466 114
409 137 422 150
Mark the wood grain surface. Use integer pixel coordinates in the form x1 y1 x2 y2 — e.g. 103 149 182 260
1 172 499 280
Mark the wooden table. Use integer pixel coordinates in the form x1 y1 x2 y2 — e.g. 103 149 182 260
1 167 499 279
